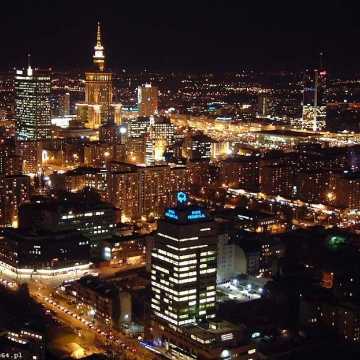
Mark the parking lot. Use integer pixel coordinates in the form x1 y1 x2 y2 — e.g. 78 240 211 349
218 280 263 302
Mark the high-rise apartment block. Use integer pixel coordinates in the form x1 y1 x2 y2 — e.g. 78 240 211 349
219 156 260 192
0 175 30 227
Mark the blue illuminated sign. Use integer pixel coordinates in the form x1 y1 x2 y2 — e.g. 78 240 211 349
187 209 206 220
165 209 179 220
177 192 188 204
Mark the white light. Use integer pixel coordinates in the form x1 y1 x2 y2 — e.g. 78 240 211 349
220 349 231 358
221 333 234 341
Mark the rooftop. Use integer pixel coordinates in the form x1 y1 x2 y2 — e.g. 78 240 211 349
77 275 118 298
65 166 105 176
216 207 276 222
20 194 114 214
4 228 86 243
163 204 211 224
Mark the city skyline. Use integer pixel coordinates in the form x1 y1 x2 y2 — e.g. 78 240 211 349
2 3 360 359
2 1 360 73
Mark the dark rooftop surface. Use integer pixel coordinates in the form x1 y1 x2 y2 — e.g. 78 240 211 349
216 207 275 221
77 275 118 298
4 227 86 242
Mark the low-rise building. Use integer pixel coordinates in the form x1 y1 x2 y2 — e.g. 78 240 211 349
151 319 257 360
18 191 116 246
103 233 146 266
0 228 91 276
215 208 285 234
69 275 132 328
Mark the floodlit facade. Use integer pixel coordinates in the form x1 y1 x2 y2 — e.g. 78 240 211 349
76 23 121 129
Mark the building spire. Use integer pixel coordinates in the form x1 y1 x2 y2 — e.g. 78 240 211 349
27 53 33 76
93 22 105 71
319 51 324 71
96 21 102 47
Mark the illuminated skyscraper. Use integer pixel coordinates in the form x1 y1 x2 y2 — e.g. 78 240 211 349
63 92 70 116
138 84 158 117
301 54 327 131
257 94 272 117
77 23 121 129
15 60 51 140
151 192 217 327
145 120 175 165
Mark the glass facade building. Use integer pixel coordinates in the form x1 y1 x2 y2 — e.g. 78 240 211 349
15 67 51 140
151 193 217 327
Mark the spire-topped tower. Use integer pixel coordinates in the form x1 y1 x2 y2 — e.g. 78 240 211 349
93 22 105 71
77 22 120 129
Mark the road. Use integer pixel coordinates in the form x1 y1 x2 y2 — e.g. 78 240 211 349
28 280 156 360
0 276 17 291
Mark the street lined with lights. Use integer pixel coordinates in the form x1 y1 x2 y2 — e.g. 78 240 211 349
29 281 155 360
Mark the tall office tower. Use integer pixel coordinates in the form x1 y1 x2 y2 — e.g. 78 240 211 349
302 69 316 107
146 120 175 164
62 92 70 116
151 192 217 328
257 94 271 117
138 84 158 117
76 23 120 129
15 61 51 140
50 92 71 117
301 55 327 131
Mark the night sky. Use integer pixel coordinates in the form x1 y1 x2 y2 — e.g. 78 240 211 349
2 1 360 73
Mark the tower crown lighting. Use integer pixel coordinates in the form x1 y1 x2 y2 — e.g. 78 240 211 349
93 22 105 71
